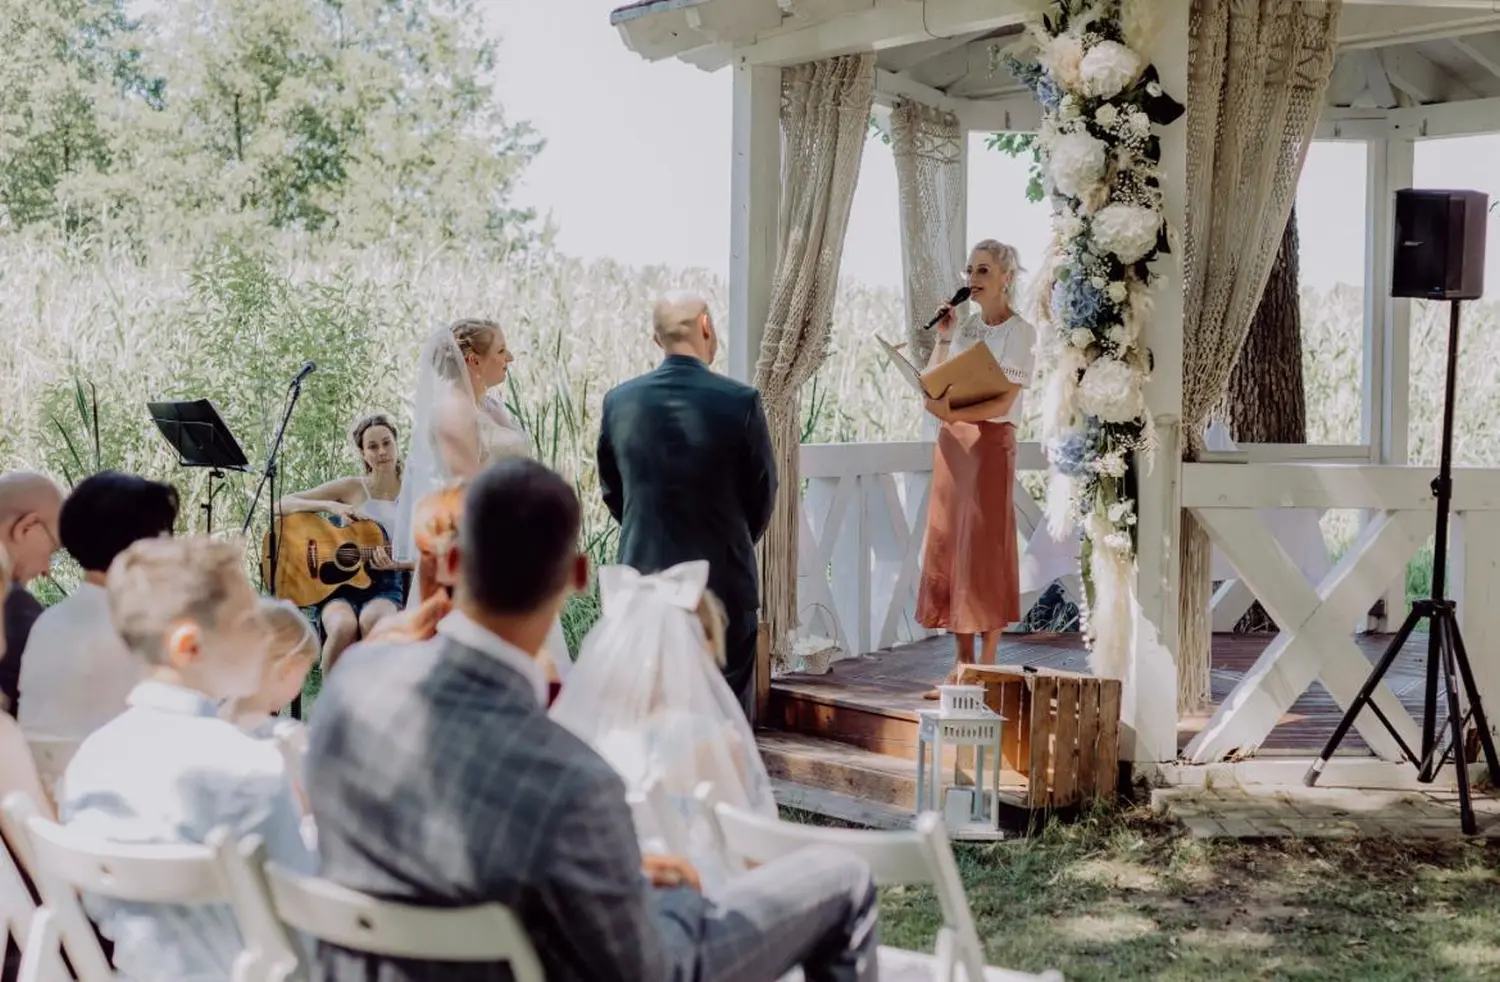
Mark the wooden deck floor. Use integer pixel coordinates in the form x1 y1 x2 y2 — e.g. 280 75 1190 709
772 631 1436 754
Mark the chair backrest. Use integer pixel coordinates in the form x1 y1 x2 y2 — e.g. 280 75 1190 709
235 835 545 980
0 823 42 964
26 738 81 806
712 803 988 982
625 778 690 855
2 791 238 982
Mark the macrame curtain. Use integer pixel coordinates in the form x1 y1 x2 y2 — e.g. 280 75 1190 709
891 99 966 368
756 54 876 668
1176 0 1343 711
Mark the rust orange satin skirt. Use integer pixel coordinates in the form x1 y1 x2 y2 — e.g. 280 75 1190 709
916 420 1020 635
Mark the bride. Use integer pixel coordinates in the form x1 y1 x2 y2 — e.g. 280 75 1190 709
394 318 571 673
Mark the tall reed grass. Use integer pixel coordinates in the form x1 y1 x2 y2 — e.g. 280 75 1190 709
3 234 1497 638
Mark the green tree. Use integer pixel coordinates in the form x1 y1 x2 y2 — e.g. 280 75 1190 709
1 0 542 249
987 132 1045 203
0 0 161 234
141 0 542 247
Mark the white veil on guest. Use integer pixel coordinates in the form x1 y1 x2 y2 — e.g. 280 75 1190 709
550 561 774 886
393 326 473 565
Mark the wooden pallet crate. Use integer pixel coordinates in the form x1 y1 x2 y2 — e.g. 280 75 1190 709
955 664 1122 810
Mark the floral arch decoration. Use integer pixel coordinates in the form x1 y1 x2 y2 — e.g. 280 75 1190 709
1007 0 1185 673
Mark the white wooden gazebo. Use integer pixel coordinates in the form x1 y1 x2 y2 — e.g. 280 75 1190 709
609 0 1500 790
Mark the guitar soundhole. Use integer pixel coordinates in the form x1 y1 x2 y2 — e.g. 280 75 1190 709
334 543 362 569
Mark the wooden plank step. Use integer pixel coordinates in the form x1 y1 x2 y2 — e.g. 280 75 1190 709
767 686 922 757
760 732 921 810
772 780 914 831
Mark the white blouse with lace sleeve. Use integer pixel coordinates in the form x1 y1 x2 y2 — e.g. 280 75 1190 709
946 309 1037 425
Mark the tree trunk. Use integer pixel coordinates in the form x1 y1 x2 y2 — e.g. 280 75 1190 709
1225 207 1306 444
1225 207 1305 633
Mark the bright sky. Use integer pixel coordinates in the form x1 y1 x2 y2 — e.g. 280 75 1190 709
490 1 1500 291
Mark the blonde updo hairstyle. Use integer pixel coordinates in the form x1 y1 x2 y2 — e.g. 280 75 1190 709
432 318 501 383
971 239 1024 305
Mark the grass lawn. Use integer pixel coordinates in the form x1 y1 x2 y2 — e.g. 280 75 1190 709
804 805 1500 982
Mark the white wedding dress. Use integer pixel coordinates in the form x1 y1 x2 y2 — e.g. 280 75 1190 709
448 395 571 674
395 327 571 678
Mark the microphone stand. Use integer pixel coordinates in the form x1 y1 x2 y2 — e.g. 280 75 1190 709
242 373 309 601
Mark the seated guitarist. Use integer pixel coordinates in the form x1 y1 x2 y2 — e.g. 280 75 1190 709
275 413 410 672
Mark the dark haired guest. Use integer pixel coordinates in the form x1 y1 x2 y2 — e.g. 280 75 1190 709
19 471 179 769
309 458 876 982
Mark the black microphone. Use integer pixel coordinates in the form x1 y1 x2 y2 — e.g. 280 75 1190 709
290 361 317 387
924 286 972 329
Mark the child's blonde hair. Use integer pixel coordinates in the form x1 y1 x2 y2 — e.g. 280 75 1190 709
260 598 319 665
697 590 727 668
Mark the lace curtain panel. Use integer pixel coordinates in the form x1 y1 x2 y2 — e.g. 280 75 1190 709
755 54 876 668
891 99 966 368
1176 0 1343 711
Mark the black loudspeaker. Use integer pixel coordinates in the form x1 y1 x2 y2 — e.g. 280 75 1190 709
1391 189 1489 301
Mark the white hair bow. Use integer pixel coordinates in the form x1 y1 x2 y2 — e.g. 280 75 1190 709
598 561 710 617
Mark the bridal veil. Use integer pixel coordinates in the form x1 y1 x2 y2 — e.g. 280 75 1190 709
549 561 775 885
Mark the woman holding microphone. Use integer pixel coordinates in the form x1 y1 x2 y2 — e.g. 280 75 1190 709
917 240 1036 697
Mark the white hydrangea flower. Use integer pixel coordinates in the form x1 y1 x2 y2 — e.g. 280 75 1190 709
1095 104 1120 128
1070 328 1094 349
1090 275 1107 289
1107 281 1128 303
1091 202 1161 265
1127 110 1152 138
1048 132 1107 199
1080 40 1141 100
1076 356 1144 424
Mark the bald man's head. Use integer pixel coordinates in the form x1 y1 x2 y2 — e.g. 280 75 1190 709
651 292 717 364
0 472 62 584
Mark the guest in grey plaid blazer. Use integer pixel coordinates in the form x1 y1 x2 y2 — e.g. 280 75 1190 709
307 458 879 982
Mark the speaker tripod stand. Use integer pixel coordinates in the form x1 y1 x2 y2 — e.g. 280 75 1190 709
1305 299 1500 834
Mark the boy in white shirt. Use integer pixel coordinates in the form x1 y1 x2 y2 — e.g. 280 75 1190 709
60 536 315 982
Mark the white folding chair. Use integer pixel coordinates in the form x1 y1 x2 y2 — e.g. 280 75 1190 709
712 803 1063 982
25 739 81 808
0 819 64 982
626 778 691 855
231 835 545 981
1 793 291 982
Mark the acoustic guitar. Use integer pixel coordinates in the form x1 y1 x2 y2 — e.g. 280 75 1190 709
262 513 395 608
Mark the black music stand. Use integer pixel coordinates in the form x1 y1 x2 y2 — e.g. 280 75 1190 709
149 400 250 534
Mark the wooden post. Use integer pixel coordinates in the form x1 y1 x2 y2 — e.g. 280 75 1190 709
1361 134 1415 632
1127 0 1188 764
728 60 781 385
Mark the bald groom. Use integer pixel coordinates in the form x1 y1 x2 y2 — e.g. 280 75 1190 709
597 293 777 715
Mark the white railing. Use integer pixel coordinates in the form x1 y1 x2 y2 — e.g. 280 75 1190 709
1182 461 1500 763
796 439 1046 660
795 440 1381 665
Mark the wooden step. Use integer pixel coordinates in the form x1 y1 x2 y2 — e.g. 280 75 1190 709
772 779 914 831
758 732 1034 833
767 683 922 757
760 732 921 810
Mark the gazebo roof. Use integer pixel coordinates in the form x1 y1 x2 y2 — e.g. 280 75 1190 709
610 0 1500 129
